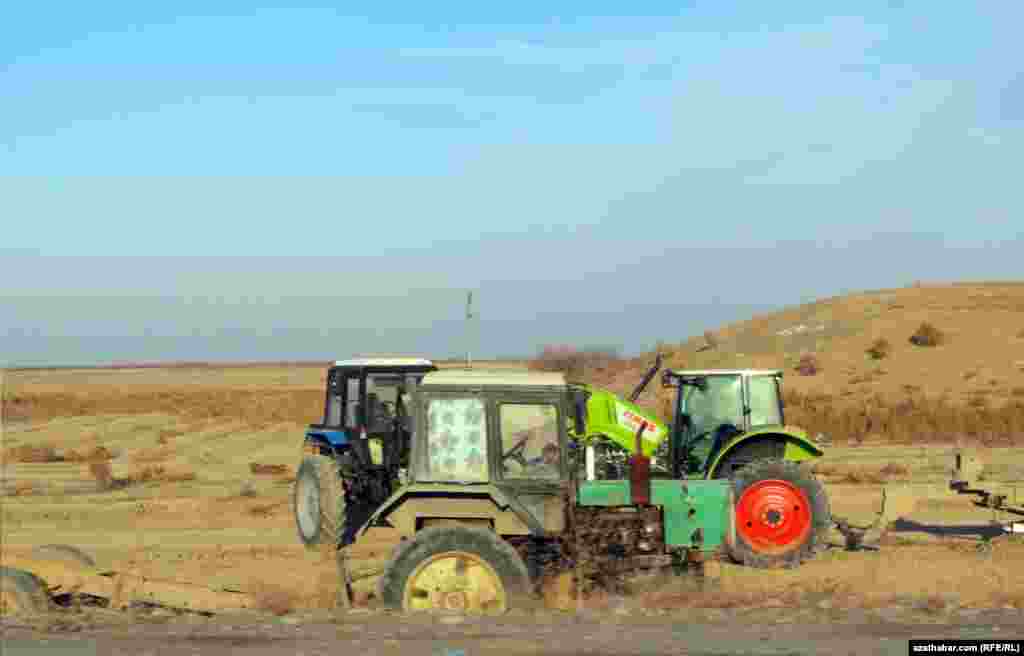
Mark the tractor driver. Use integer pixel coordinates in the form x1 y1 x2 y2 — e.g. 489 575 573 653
525 442 560 479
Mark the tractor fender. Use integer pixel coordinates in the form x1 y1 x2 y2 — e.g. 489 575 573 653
357 484 535 540
705 426 823 479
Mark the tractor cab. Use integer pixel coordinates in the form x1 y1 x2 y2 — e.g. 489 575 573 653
305 357 436 471
662 369 786 477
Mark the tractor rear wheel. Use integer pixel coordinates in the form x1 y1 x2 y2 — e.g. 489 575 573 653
378 525 530 615
293 455 346 551
726 459 830 568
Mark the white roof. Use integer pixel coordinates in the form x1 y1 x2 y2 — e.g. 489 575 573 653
670 369 783 377
334 357 434 368
421 369 566 388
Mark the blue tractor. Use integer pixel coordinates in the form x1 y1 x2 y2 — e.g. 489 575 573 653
292 357 436 549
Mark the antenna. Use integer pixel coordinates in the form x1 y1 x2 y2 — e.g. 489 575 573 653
465 291 474 369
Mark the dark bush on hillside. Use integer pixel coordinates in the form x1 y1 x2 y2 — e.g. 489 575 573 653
529 345 623 381
909 322 945 347
795 353 820 376
866 338 892 360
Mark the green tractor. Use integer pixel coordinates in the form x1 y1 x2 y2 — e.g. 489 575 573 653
570 356 831 568
355 368 736 614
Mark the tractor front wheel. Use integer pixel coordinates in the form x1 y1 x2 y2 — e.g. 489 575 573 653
727 459 831 568
378 525 531 615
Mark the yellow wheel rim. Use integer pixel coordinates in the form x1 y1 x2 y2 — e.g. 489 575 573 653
402 550 507 615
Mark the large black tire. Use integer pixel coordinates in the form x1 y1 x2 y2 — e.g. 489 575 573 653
726 458 831 569
0 567 52 616
292 455 346 551
378 525 531 614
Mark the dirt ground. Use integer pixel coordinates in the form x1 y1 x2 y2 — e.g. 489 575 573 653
5 365 1024 654
4 605 1024 656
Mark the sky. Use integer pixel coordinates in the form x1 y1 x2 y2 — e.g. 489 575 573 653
2 2 1023 366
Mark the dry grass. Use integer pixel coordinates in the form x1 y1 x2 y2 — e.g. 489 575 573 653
249 462 290 476
3 387 324 427
812 462 910 484
783 389 1024 446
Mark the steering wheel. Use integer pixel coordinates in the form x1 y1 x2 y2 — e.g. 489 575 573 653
502 434 531 469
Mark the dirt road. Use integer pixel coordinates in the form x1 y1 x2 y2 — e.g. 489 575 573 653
4 606 1023 656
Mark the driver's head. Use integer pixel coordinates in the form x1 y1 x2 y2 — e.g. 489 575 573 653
542 443 559 465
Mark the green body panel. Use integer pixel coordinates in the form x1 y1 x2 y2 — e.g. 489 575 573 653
704 426 823 478
576 479 732 551
573 385 668 456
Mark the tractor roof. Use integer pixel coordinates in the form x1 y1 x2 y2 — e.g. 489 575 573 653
421 369 566 388
333 357 434 368
669 369 783 377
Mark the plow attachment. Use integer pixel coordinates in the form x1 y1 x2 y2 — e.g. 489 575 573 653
1 549 260 616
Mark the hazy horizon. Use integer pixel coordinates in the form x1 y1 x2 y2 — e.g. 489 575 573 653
3 3 1022 367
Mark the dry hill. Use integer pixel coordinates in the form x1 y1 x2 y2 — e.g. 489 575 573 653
555 281 1024 447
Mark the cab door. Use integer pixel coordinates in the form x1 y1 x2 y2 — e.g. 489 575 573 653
492 394 567 536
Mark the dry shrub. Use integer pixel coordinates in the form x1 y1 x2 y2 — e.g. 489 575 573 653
156 428 183 445
4 443 63 463
529 344 624 381
909 322 945 347
795 353 820 376
239 480 259 497
248 501 284 517
703 330 719 349
127 465 195 485
249 462 290 476
1012 387 1024 398
65 445 113 463
131 446 175 464
12 481 35 496
89 462 115 491
252 583 299 616
865 338 892 360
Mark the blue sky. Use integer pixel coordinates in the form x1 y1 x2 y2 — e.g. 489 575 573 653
2 2 1022 365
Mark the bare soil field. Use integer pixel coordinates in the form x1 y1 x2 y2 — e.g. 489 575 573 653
4 342 1024 653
